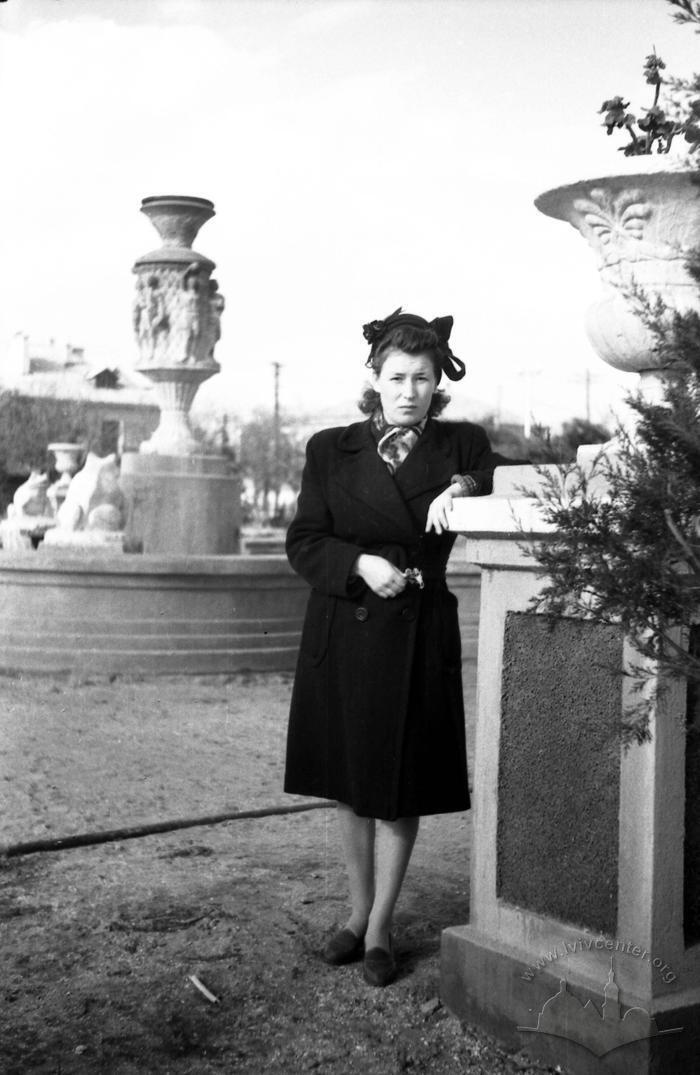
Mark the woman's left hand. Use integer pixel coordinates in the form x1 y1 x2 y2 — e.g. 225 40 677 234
426 487 456 535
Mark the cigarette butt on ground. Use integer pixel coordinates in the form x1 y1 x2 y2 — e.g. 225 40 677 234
188 973 220 1004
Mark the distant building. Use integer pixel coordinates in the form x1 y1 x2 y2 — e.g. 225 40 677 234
3 333 159 455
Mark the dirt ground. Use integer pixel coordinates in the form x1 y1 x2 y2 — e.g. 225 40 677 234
0 670 558 1075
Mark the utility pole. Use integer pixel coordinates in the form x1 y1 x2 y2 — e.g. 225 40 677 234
585 368 591 423
517 369 541 440
272 361 282 519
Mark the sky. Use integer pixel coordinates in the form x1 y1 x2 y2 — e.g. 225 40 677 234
1 0 699 431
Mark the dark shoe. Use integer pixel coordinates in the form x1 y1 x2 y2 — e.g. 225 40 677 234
322 927 364 965
363 938 397 987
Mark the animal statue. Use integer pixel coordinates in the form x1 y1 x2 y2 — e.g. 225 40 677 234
56 453 125 532
8 472 51 518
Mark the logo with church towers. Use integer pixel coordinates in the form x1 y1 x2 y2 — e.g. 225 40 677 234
518 959 683 1057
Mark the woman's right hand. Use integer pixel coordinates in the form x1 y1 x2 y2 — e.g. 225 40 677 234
353 554 407 599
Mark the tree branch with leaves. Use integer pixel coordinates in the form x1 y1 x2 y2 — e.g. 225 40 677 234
526 284 700 743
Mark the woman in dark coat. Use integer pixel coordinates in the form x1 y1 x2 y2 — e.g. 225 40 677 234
284 308 512 986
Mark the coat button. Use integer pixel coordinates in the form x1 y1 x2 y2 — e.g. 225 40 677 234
355 606 368 622
401 608 416 621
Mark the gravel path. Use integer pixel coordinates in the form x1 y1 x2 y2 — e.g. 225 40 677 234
0 670 555 1074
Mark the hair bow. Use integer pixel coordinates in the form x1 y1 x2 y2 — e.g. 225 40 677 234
362 319 387 345
362 307 402 346
429 316 465 381
362 308 466 382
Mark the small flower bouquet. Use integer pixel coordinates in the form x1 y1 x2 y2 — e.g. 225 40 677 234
599 48 700 156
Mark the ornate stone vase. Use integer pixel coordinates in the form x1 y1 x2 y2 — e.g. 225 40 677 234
49 443 84 474
47 442 85 515
535 170 700 390
140 194 214 249
137 366 215 456
132 195 226 455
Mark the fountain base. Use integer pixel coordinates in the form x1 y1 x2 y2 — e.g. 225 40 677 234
120 452 241 555
0 552 306 674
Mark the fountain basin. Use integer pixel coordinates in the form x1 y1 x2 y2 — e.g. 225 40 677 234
0 550 481 676
0 553 308 675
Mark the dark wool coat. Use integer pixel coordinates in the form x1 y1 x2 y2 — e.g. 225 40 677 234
284 417 509 821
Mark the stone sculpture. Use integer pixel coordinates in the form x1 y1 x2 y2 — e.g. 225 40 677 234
130 195 226 454
11 471 51 518
171 263 202 364
132 198 225 370
536 169 700 378
120 194 242 554
206 279 225 365
47 443 85 516
0 449 128 552
43 453 126 549
134 273 169 365
56 452 125 531
0 472 55 550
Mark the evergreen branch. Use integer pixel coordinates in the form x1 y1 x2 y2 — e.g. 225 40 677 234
668 0 700 29
665 509 700 574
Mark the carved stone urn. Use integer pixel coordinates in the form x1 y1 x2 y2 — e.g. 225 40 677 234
132 195 225 455
535 169 700 397
47 442 85 515
121 194 240 555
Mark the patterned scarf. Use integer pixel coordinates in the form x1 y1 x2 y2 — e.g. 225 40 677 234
371 407 427 475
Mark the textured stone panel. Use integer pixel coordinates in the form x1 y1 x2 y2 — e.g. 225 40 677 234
497 612 622 933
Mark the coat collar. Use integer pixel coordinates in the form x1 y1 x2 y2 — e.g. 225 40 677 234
338 416 449 456
337 420 374 453
333 418 454 536
393 419 453 500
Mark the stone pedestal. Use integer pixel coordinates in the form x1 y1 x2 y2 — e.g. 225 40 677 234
123 194 238 556
440 465 700 1075
120 452 240 556
137 365 219 456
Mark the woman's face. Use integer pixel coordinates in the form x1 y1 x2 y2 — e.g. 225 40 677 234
373 349 437 426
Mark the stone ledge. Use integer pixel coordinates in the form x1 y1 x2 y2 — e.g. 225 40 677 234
0 554 308 674
0 552 299 577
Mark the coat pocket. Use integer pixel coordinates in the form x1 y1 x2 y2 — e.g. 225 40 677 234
300 591 337 666
440 588 462 674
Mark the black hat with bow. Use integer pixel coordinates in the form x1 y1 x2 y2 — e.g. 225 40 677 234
362 307 465 383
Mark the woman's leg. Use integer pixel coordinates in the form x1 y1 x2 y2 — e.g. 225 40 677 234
336 803 376 937
365 816 420 952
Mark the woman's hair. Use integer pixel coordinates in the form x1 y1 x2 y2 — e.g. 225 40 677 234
367 323 442 379
358 323 450 417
